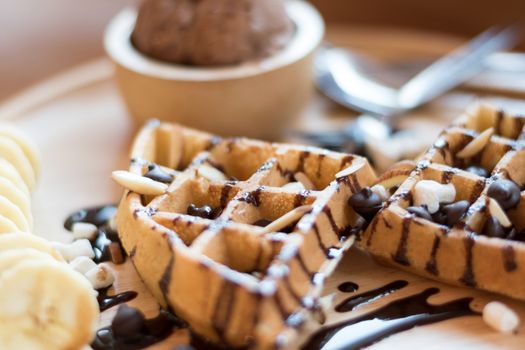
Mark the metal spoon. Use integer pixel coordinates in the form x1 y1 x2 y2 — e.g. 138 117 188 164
300 25 521 155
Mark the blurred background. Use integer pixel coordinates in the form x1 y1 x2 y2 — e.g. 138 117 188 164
1 0 524 101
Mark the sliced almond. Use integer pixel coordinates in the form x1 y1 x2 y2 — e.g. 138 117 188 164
111 170 168 196
335 162 364 179
260 205 312 234
282 182 305 192
488 197 512 227
456 127 494 159
294 172 315 190
376 174 409 190
374 160 415 189
197 164 227 182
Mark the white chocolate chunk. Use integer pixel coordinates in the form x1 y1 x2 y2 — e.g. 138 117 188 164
371 184 389 201
112 170 168 196
85 264 115 290
53 239 95 262
69 256 98 275
294 172 315 190
197 164 227 182
488 198 512 228
72 222 98 240
414 180 456 214
483 301 520 333
456 127 494 159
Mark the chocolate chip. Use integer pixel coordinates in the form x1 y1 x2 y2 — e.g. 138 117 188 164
507 227 525 241
64 210 87 231
348 187 383 221
174 345 195 350
431 210 447 225
187 204 214 219
144 164 174 184
92 206 117 227
481 216 506 238
112 305 145 338
487 179 521 210
406 206 432 221
108 242 125 264
253 219 272 227
442 200 470 227
465 165 489 178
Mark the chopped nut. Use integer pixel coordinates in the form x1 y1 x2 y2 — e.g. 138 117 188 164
69 256 97 275
260 205 312 234
456 127 494 159
85 264 115 290
488 198 512 228
197 164 227 182
71 222 98 240
294 172 315 190
483 301 520 333
52 239 95 262
112 170 168 196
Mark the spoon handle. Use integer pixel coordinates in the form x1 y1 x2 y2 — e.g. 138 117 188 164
397 24 521 111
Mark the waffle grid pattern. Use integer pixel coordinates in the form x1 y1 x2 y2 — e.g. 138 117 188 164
361 103 525 300
117 121 376 348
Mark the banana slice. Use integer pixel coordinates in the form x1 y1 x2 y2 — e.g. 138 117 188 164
0 195 30 232
0 158 30 196
0 214 22 234
0 233 63 261
0 248 55 276
0 123 40 178
0 176 32 226
0 259 98 350
0 135 36 191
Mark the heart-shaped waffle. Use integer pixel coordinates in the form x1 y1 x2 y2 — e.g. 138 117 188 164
115 121 376 348
359 103 525 300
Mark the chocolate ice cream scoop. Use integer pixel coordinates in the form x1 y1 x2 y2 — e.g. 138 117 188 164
132 0 294 66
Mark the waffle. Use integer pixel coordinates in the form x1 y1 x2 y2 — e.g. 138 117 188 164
115 120 376 348
359 102 525 300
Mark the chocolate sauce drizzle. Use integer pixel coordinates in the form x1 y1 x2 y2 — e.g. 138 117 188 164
302 287 476 350
425 236 441 275
64 205 125 264
92 309 187 350
459 234 476 287
337 281 359 293
393 216 412 266
98 288 138 312
335 280 408 313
